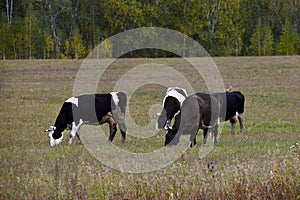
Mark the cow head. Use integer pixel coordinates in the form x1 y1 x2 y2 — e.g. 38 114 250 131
164 128 179 146
155 112 168 130
164 109 182 146
45 126 63 146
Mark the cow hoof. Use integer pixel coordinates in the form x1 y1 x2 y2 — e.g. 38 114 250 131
121 137 125 144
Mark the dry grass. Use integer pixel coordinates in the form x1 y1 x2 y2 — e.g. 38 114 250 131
0 57 299 199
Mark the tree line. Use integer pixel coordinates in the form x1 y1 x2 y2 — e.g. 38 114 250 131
1 0 299 59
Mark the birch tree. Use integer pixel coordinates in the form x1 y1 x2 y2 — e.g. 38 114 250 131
6 0 13 27
68 0 79 43
35 0 70 58
201 0 224 53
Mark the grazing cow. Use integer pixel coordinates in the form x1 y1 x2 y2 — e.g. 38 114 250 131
45 92 127 146
156 87 188 130
164 91 245 146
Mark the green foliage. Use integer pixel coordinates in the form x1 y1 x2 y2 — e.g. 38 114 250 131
249 19 274 56
0 0 300 58
71 29 86 59
46 35 54 59
213 0 244 56
277 20 299 55
104 0 145 33
0 23 10 59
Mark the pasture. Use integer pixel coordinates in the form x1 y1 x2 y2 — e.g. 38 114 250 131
0 56 299 199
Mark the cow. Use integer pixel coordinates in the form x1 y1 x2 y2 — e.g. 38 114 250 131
45 92 127 147
221 91 245 135
164 91 245 147
156 87 188 130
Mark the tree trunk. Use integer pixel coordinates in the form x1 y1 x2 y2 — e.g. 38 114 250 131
2 49 6 60
288 0 299 31
6 0 13 27
49 12 60 58
68 0 79 43
203 0 222 54
90 0 95 47
37 0 69 58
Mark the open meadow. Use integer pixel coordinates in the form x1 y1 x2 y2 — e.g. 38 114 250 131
0 56 299 199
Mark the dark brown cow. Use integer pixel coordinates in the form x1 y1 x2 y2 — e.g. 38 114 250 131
164 91 245 147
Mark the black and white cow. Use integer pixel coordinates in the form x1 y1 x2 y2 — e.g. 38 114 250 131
156 87 188 130
45 92 127 146
219 91 245 134
164 91 245 146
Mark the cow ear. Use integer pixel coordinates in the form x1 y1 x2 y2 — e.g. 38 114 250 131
45 126 56 132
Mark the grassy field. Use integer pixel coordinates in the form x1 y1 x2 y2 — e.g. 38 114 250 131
0 57 299 199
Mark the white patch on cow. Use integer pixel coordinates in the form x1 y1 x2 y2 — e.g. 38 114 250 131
55 134 63 146
110 92 119 106
46 125 63 146
65 97 78 107
166 87 188 97
49 132 63 147
162 87 187 107
155 113 161 130
173 110 180 118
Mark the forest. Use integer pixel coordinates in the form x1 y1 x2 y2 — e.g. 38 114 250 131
1 0 300 59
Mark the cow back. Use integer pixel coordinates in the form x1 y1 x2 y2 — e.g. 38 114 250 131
71 94 112 124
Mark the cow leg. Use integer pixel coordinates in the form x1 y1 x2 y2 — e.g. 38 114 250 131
230 121 237 135
203 128 209 145
111 109 127 143
69 120 83 144
69 122 77 144
238 113 244 134
189 138 197 148
189 132 198 148
108 124 117 142
76 126 82 144
118 123 126 144
213 125 219 146
229 115 238 134
156 110 167 129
